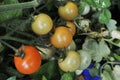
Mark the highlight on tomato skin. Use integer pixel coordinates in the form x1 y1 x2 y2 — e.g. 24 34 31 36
14 45 42 74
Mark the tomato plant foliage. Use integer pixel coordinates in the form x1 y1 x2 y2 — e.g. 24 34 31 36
0 0 120 80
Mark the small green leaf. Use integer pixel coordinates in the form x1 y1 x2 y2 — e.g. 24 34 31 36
101 70 112 80
114 53 120 61
61 72 73 80
7 76 16 80
42 75 47 80
30 60 59 80
103 64 112 73
99 9 111 24
79 2 87 14
106 19 117 32
5 67 24 77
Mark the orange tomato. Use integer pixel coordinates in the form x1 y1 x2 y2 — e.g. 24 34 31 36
14 46 42 74
66 21 76 36
50 26 73 48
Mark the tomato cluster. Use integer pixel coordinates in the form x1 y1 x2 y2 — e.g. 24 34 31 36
14 1 80 74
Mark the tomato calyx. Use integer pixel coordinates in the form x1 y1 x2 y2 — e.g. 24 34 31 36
15 45 25 58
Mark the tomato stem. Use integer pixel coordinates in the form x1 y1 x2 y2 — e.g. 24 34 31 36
0 0 42 12
1 36 33 45
0 40 18 53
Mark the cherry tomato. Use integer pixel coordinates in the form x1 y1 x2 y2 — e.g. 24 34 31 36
36 46 55 60
77 50 91 70
58 1 78 20
50 26 73 48
14 46 42 74
32 13 53 35
66 21 76 36
58 50 81 72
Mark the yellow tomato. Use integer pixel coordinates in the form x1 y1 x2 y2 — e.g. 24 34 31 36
58 1 78 20
58 50 81 72
32 13 53 35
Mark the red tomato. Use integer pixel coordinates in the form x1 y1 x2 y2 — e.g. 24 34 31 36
14 46 42 74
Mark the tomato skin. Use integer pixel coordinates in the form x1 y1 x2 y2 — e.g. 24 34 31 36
66 21 76 36
58 50 81 72
14 46 42 74
32 13 53 35
50 26 73 48
58 1 78 20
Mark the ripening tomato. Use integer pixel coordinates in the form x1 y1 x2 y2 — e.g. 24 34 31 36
66 21 76 36
50 26 73 48
58 50 81 72
32 13 53 35
14 46 42 74
58 1 78 20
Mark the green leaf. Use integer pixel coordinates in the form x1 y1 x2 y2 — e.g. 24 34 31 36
82 38 102 62
99 9 111 24
101 70 112 80
85 0 96 7
30 60 59 80
0 0 22 23
79 2 87 14
5 67 24 77
114 53 120 61
86 0 111 8
112 65 120 80
82 38 110 62
106 19 117 32
103 64 112 73
61 72 73 80
7 76 16 80
98 41 110 57
0 64 24 78
42 75 47 80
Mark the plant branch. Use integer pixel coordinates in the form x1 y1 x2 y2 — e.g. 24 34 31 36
0 0 42 12
0 36 34 45
0 40 18 53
